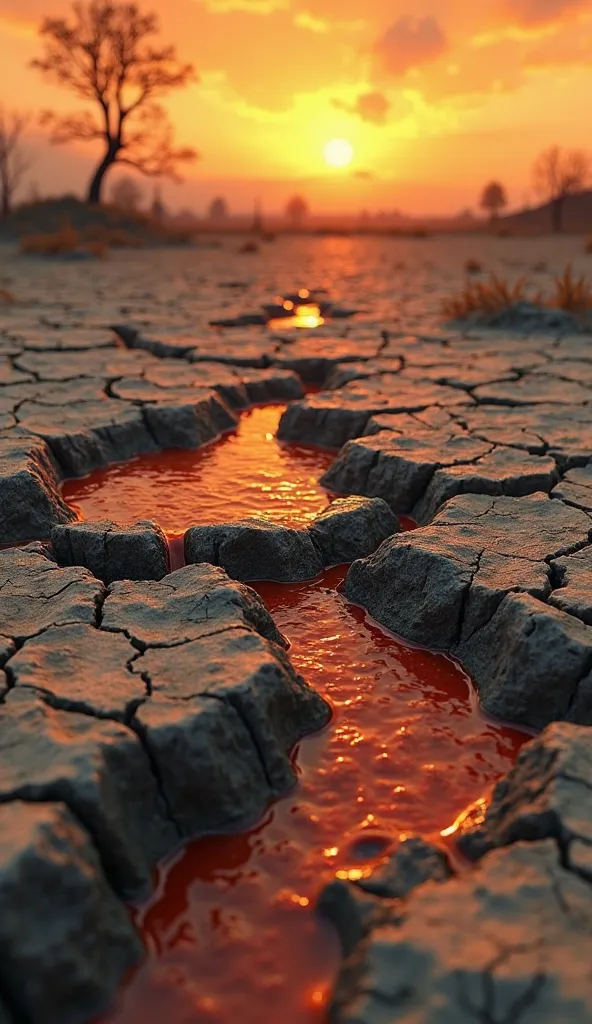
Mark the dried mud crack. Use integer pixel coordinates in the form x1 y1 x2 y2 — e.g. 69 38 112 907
2 240 592 1024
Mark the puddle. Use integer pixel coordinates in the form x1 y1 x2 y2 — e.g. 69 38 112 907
66 407 530 1024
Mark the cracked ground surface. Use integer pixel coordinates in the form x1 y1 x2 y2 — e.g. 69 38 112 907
3 236 592 1022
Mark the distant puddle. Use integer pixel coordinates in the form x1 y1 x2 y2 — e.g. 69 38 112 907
68 407 529 1024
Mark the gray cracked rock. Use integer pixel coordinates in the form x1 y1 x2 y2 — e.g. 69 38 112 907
318 837 452 959
344 493 592 728
51 518 169 583
356 836 453 900
278 378 470 448
0 800 142 1024
184 517 324 582
132 628 330 836
101 562 287 648
8 623 146 724
329 840 592 1024
16 398 157 477
132 696 272 838
0 543 104 642
458 721 592 865
140 388 237 449
461 403 592 470
549 546 592 624
309 496 399 566
459 592 592 728
321 428 492 514
134 628 329 792
552 464 592 512
0 433 76 543
321 418 557 524
414 446 558 525
0 688 177 899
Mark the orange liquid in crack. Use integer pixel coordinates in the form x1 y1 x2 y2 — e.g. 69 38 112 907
68 408 530 1024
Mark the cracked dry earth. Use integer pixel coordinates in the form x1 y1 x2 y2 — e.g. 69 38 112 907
2 234 592 1024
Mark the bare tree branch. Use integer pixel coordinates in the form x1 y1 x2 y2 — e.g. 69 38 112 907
0 106 32 218
31 0 198 203
532 145 590 233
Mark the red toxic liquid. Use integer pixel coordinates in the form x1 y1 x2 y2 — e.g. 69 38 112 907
67 408 529 1024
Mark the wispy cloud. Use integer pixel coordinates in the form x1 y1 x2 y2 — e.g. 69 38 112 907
374 16 449 76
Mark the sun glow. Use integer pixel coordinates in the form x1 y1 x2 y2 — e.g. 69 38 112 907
323 137 354 168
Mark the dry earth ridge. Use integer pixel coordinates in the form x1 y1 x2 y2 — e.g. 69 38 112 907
2 314 592 1021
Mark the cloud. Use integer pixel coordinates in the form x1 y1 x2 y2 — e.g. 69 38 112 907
333 90 391 124
374 16 449 76
503 0 588 25
198 0 288 12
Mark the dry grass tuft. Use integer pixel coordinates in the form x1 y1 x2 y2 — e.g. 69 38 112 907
0 288 15 304
550 264 592 313
465 259 483 274
442 274 530 320
443 264 592 321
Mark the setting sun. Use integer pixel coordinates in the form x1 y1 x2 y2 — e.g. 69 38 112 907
323 138 354 169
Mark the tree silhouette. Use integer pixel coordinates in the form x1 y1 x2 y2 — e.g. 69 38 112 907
480 181 507 221
533 145 589 233
208 196 228 220
110 174 143 210
0 107 31 219
285 194 309 227
32 0 198 204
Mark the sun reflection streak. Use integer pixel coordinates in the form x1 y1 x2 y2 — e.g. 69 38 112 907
440 797 488 838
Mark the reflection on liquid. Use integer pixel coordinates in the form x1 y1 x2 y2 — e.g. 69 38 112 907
63 406 335 534
71 406 530 1024
103 566 528 1024
269 301 325 330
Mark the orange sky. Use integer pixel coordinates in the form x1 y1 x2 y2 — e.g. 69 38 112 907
1 0 591 214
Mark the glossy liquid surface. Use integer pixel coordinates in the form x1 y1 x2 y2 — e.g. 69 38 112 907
67 409 529 1024
63 405 335 533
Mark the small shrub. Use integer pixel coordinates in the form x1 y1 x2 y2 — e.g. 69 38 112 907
84 240 108 259
0 288 15 304
20 223 105 258
551 264 592 313
442 264 592 321
465 259 483 274
442 274 530 320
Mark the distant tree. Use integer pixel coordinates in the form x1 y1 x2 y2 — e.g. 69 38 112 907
0 107 31 219
480 182 507 221
151 184 166 221
32 0 198 205
533 145 590 233
208 196 228 220
110 174 143 210
285 194 309 227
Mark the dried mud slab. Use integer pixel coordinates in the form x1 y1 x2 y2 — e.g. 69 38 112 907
51 518 170 583
309 496 399 565
345 492 592 729
0 434 75 543
278 378 471 448
458 721 592 864
185 517 325 582
329 839 592 1024
323 723 592 1024
0 801 143 1024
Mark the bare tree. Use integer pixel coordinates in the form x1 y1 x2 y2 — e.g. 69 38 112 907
208 196 228 220
110 174 143 210
480 181 507 221
533 145 589 233
0 107 31 219
285 194 309 227
32 0 198 204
